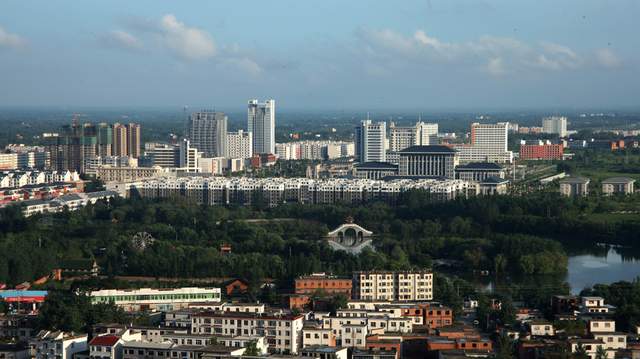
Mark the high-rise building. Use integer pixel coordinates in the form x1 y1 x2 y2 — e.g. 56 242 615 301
355 120 386 163
454 122 512 164
226 130 252 159
247 99 275 155
112 123 128 157
542 116 568 137
112 123 140 158
389 121 438 152
126 123 141 158
187 111 227 157
96 123 113 157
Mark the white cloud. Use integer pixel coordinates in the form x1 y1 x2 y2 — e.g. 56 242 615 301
486 57 506 76
159 14 215 60
99 30 142 51
595 48 621 68
0 26 26 49
356 28 585 77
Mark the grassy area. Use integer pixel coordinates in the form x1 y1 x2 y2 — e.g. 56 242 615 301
587 212 640 224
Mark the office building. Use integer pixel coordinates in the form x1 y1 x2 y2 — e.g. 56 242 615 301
542 116 568 137
226 130 252 159
454 162 505 182
520 143 564 160
559 177 590 197
295 273 352 296
389 122 438 152
453 122 512 163
179 139 199 171
89 287 221 312
248 99 275 155
398 145 458 179
352 270 433 301
353 162 398 180
143 143 181 168
187 111 227 157
601 177 635 195
355 120 386 163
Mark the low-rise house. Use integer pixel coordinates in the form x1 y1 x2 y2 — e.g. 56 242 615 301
559 177 590 197
0 343 30 359
601 177 635 195
30 330 88 359
299 345 348 359
529 321 555 336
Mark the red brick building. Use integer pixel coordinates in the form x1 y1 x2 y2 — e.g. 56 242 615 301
294 273 352 297
520 144 564 160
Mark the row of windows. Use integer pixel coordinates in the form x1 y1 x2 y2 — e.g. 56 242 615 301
93 293 219 303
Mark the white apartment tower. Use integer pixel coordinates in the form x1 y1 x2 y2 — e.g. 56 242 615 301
187 111 228 157
226 130 253 159
389 121 439 152
355 120 386 163
542 116 568 137
453 122 513 163
248 99 276 155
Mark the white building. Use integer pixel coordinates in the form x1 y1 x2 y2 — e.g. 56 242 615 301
30 331 88 359
191 312 304 354
542 116 568 137
89 287 221 312
226 130 253 159
355 120 386 163
454 122 513 163
248 99 276 155
187 111 228 157
352 270 433 301
389 122 438 152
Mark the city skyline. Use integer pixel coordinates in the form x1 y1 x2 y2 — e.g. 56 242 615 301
1 0 639 110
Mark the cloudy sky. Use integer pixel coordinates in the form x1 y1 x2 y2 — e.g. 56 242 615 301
0 0 638 110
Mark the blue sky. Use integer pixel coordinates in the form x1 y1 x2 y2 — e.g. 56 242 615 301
0 0 638 110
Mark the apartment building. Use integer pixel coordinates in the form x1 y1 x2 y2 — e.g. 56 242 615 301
190 312 304 354
226 130 252 159
123 177 476 207
352 271 433 301
542 116 568 137
96 166 163 183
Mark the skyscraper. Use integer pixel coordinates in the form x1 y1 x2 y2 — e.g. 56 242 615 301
355 120 386 163
453 122 513 163
97 123 113 157
247 99 275 155
187 111 228 157
542 116 568 137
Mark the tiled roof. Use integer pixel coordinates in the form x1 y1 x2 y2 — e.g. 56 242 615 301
89 335 120 346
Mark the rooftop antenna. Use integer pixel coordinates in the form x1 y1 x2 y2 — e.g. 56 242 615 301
366 112 370 121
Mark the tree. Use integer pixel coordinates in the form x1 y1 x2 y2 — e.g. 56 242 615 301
595 345 608 359
244 340 260 356
495 333 515 359
574 343 589 359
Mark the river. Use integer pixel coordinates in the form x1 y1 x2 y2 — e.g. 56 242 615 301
568 248 640 294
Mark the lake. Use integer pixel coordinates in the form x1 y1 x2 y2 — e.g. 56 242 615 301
568 248 640 294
